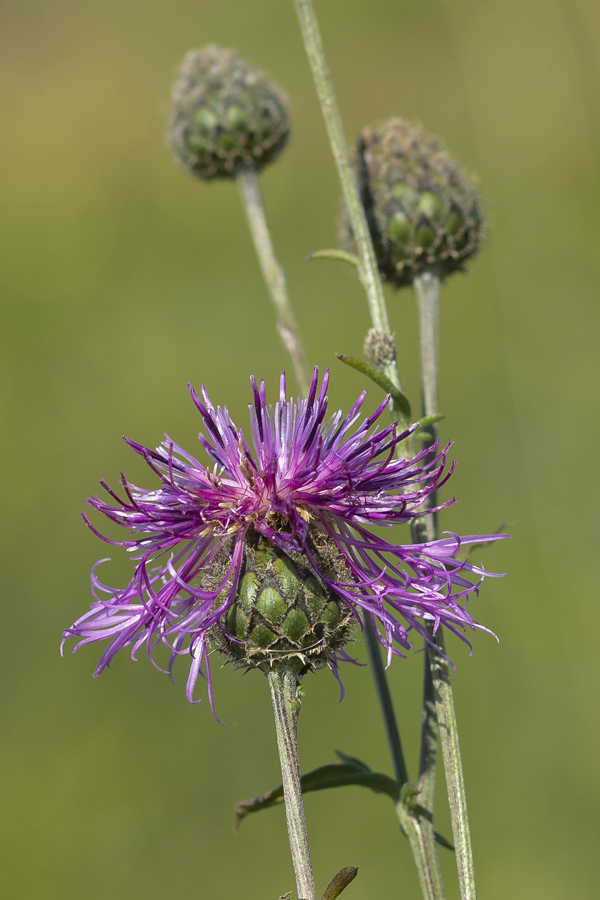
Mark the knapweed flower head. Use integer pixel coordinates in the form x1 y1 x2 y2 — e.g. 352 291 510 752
63 370 505 713
168 45 290 181
342 118 485 288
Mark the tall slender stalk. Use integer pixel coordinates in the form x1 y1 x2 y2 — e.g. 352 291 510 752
363 616 408 786
267 665 317 900
415 271 440 450
429 632 476 900
291 0 400 395
236 164 311 397
291 3 444 897
418 648 439 816
413 271 478 900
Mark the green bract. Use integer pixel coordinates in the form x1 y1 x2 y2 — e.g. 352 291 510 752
168 45 290 180
207 527 355 671
342 118 485 288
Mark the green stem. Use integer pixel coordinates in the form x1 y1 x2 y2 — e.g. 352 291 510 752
418 646 439 819
291 4 446 896
363 616 408 786
413 271 477 900
291 0 400 394
415 271 440 439
267 665 317 900
365 611 444 900
429 631 477 900
236 165 311 398
395 800 446 900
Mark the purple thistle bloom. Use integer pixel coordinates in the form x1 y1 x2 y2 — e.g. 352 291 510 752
62 369 507 712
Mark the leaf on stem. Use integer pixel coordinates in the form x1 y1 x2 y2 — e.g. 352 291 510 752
235 750 454 851
433 831 455 851
305 249 361 268
416 413 445 430
234 757 399 828
321 866 359 899
336 355 412 423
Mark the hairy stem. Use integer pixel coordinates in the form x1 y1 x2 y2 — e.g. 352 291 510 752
396 801 446 900
413 271 477 899
291 0 400 393
267 666 316 900
291 4 446 896
430 632 476 900
365 614 445 900
415 271 441 436
236 165 311 397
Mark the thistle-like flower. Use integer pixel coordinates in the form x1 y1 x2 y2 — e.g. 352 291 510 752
63 370 505 712
168 45 290 180
342 118 485 288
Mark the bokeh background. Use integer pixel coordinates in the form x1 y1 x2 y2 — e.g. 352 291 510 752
1 0 599 897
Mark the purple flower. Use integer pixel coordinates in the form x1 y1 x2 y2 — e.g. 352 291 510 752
62 369 506 711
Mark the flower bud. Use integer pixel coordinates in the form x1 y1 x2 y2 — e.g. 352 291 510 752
343 119 485 288
364 328 396 367
208 527 354 672
168 45 291 180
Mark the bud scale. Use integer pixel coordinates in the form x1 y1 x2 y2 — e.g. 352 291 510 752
207 527 355 672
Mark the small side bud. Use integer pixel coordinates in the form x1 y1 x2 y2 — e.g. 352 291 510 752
342 119 486 288
168 45 290 180
363 328 396 368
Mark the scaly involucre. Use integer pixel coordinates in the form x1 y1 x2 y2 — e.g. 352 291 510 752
63 369 505 711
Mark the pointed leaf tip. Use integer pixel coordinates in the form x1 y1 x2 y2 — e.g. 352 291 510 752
234 760 399 830
336 355 411 423
321 866 359 900
305 249 361 268
334 749 371 771
434 830 455 852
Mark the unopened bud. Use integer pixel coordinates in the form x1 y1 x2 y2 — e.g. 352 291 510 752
342 119 485 288
364 328 397 368
168 45 290 180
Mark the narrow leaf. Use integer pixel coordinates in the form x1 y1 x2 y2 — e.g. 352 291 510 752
334 749 371 771
336 355 412 423
434 831 455 852
417 413 445 429
321 867 359 900
306 249 361 268
235 763 399 827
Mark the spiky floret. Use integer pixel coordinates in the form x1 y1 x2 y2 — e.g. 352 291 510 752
168 45 290 180
342 119 485 288
62 369 506 713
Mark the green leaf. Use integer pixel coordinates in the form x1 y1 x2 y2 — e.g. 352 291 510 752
321 867 359 900
336 355 412 424
416 413 445 430
235 753 455 852
305 249 361 268
333 749 371 771
434 831 455 852
234 761 399 827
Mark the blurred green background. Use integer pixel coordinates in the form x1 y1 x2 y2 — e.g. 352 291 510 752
1 0 599 897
